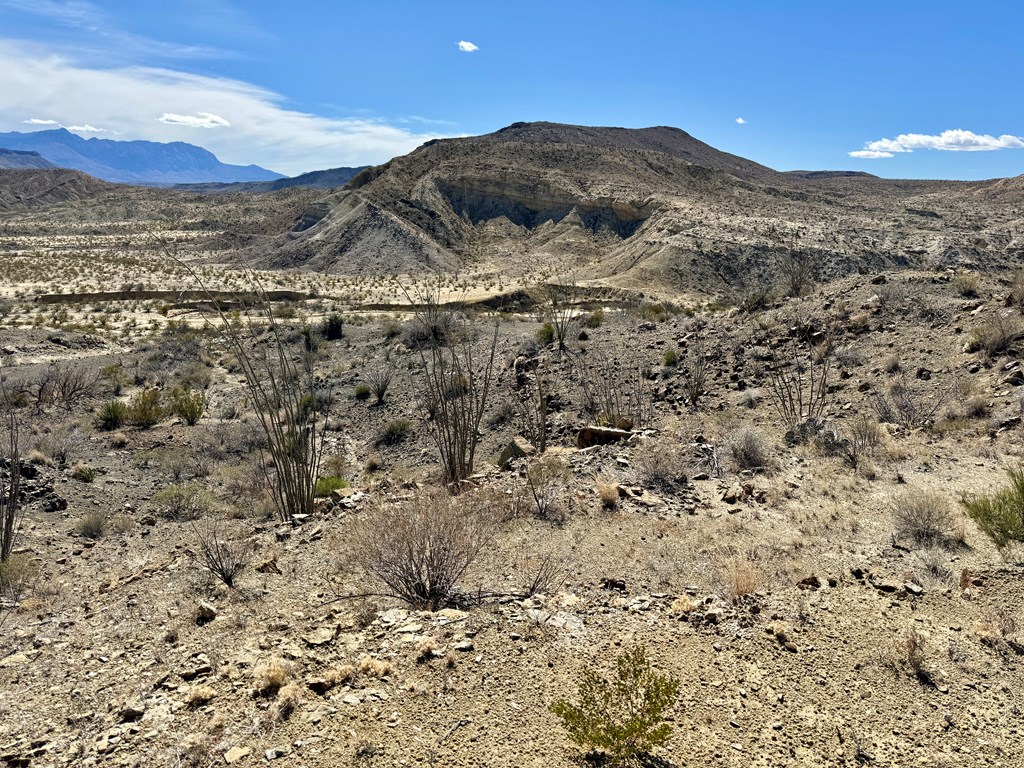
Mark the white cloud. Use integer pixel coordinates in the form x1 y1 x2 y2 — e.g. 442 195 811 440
0 38 455 175
23 117 61 125
849 150 895 159
67 123 106 133
735 117 746 124
456 40 479 52
852 129 1024 159
158 112 231 129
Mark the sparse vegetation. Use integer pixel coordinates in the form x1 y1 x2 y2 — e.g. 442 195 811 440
891 491 957 546
962 467 1024 554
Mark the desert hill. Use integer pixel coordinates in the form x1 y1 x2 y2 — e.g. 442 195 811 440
174 166 369 194
251 122 1024 298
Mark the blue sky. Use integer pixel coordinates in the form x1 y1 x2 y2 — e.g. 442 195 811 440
0 0 1022 179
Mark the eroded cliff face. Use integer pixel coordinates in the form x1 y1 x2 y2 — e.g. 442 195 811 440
251 123 1024 295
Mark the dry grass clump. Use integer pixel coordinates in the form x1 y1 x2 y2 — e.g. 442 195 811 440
886 626 928 679
151 483 216 521
966 314 1021 357
274 683 303 721
415 636 439 663
595 476 620 510
253 657 293 697
356 655 396 678
891 491 957 547
726 426 774 473
722 554 761 600
186 684 217 708
75 512 107 539
634 441 689 489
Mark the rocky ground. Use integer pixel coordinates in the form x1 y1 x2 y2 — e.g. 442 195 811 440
1 253 1023 768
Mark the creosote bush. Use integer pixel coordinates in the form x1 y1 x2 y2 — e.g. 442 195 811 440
726 426 774 472
152 483 216 521
128 389 164 428
962 467 1024 554
551 645 679 766
169 385 205 426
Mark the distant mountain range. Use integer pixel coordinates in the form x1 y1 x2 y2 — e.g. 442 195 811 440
173 165 369 194
0 148 59 170
0 128 283 184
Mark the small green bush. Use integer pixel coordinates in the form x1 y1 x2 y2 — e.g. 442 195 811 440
966 315 1021 357
354 384 372 401
152 483 216 521
169 385 205 426
662 349 678 367
585 309 605 328
537 321 556 345
315 476 349 497
128 389 164 429
551 645 679 765
962 467 1024 553
95 399 128 431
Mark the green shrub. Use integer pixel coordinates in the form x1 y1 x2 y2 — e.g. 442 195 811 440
966 315 1021 357
962 467 1024 553
537 321 556 345
152 483 216 521
315 476 349 497
100 364 128 395
0 554 38 603
585 309 605 328
551 645 679 765
662 348 678 367
95 399 128 431
354 384 372 401
321 313 345 341
375 419 412 447
169 385 205 426
637 302 669 322
128 389 164 429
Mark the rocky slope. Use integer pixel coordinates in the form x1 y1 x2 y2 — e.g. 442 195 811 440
252 122 1024 297
0 148 58 171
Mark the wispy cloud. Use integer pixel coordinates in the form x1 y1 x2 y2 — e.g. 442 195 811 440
23 117 60 125
159 111 231 129
850 129 1024 159
456 40 479 52
0 38 456 175
735 117 746 125
66 123 106 133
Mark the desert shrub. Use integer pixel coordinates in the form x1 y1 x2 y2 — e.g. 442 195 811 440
351 491 495 610
682 339 710 407
776 250 818 298
578 356 653 430
321 313 344 341
253 657 293 697
892 492 956 546
76 512 106 539
872 375 948 429
596 476 619 510
71 463 97 482
95 399 128 431
726 426 773 472
585 308 605 328
966 314 1021 357
0 553 36 603
661 349 678 367
724 554 761 600
962 467 1024 554
169 385 205 426
635 442 689 489
637 302 669 322
375 418 412 447
34 428 80 467
314 475 349 497
128 389 164 428
364 362 394 406
765 350 831 436
100 364 128 396
537 321 556 345
152 483 216 521
192 519 251 588
525 456 569 523
833 413 884 469
550 645 679 766
516 372 549 454
952 271 981 298
354 384 371 401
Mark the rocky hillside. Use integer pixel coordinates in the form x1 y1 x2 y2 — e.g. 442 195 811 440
0 168 114 211
251 122 1024 297
174 166 369 194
